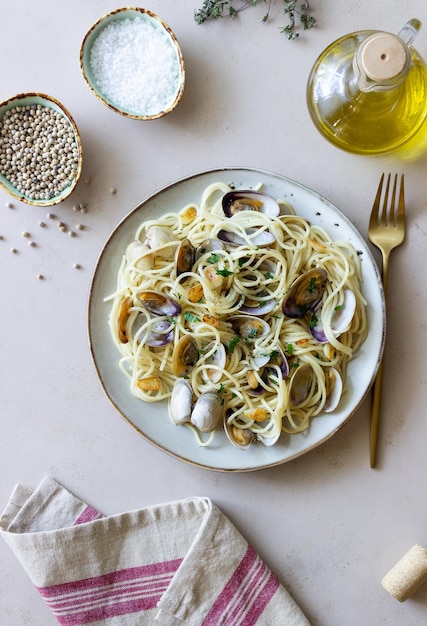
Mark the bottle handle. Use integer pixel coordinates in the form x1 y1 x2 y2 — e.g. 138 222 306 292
398 18 421 46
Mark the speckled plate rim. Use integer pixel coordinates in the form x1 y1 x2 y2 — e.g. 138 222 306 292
79 7 185 120
87 167 385 472
0 92 83 206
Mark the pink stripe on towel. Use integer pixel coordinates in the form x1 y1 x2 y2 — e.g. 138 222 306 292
202 545 280 625
73 506 104 525
37 559 182 625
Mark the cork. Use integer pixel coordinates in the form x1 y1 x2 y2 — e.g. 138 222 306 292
359 32 408 82
381 544 427 602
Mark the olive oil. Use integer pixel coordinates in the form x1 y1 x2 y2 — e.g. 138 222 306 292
307 29 427 156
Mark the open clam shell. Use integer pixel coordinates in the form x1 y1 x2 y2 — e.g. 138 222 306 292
137 291 181 316
282 268 327 318
222 190 280 217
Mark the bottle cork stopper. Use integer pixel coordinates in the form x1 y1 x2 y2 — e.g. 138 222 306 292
360 32 408 81
381 544 427 602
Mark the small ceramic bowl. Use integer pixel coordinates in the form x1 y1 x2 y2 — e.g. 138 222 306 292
80 8 185 120
0 93 83 207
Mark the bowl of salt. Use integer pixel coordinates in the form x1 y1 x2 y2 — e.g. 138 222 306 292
80 8 185 120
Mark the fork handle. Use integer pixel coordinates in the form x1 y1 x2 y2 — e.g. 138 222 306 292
370 358 384 468
370 255 389 468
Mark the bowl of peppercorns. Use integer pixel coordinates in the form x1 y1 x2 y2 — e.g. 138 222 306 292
80 8 185 120
0 93 83 206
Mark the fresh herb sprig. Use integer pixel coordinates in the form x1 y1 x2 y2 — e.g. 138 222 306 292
194 1 316 40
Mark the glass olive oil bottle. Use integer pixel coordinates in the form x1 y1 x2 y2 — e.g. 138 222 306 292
307 20 427 156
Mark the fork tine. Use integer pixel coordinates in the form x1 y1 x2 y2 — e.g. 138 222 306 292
369 172 385 228
388 174 398 226
398 174 406 228
380 174 392 227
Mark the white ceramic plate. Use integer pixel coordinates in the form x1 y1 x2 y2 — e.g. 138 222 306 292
88 167 385 472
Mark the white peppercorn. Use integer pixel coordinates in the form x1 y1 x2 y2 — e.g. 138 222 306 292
0 104 80 201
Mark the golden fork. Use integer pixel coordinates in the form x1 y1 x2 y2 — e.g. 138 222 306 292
368 173 406 468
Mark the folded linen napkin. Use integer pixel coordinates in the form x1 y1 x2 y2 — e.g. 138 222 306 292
0 477 310 625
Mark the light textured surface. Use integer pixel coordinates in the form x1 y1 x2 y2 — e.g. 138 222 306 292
1 1 427 624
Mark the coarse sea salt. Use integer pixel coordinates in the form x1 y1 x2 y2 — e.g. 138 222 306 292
89 17 181 116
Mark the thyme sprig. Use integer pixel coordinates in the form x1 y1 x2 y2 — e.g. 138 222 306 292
194 1 316 40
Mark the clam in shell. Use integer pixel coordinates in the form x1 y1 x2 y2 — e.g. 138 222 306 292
175 238 195 276
125 240 154 270
282 268 327 318
172 335 199 377
225 419 255 449
190 392 223 433
145 225 176 260
229 315 270 341
289 363 315 407
170 378 193 424
222 190 280 217
137 291 181 316
310 288 357 343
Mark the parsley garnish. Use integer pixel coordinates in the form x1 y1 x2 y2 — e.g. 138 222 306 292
216 268 234 277
207 253 220 264
309 315 318 328
184 311 200 323
228 336 240 353
307 277 317 293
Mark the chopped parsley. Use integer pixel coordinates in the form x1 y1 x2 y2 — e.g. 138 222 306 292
228 335 240 353
184 311 200 323
207 253 220 264
307 277 317 293
216 268 234 277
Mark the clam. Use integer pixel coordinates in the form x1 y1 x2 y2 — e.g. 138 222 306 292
310 288 357 343
204 341 227 383
195 238 224 261
266 347 289 379
144 319 175 347
131 313 174 347
259 258 278 277
224 418 254 449
172 335 199 377
289 363 315 407
323 367 343 413
218 228 275 249
125 240 154 270
330 289 356 334
257 428 281 447
117 296 133 343
239 296 276 316
222 190 280 218
137 291 181 316
170 378 193 424
175 238 195 276
145 225 176 260
190 392 223 433
282 268 327 318
229 315 270 341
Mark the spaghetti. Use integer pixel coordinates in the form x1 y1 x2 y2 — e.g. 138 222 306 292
106 182 367 449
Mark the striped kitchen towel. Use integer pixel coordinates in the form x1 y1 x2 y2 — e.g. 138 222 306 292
0 477 310 625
